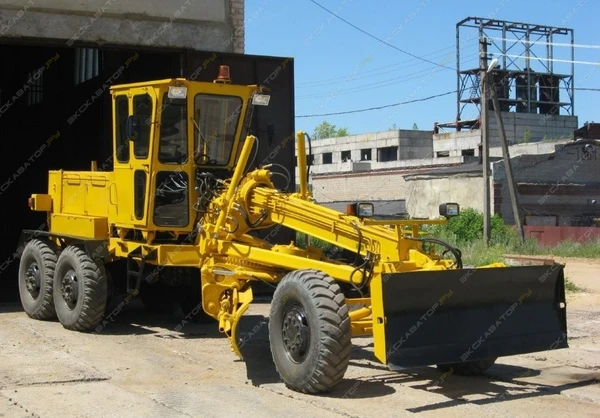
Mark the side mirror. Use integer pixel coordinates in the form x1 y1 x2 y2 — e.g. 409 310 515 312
267 122 275 147
126 115 141 140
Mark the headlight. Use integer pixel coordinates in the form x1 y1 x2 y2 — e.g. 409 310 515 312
252 94 271 106
347 202 374 218
168 86 187 99
439 202 460 218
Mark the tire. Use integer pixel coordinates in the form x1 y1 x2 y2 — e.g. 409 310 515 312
437 357 497 376
269 269 351 393
53 246 107 331
18 239 60 320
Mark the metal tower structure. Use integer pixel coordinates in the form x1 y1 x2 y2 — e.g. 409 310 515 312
453 17 574 129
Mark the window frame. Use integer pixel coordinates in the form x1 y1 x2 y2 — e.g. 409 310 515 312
193 93 244 166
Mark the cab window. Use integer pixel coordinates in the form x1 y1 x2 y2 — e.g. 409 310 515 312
158 94 188 164
115 96 129 163
133 94 152 159
193 94 242 165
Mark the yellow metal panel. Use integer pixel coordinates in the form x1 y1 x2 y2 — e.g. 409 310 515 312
50 214 109 239
31 194 52 211
55 171 112 218
107 239 201 267
370 274 387 364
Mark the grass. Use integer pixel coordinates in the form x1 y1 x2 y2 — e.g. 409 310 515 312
565 277 584 293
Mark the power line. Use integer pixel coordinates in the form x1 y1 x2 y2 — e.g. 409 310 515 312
499 54 600 66
297 57 478 99
296 42 473 87
488 37 600 49
296 91 456 118
306 0 454 71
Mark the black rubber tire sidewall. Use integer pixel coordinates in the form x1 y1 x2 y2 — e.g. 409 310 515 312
269 279 322 388
17 240 58 320
53 247 107 331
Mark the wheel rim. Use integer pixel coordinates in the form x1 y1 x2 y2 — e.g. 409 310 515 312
282 304 310 363
25 261 41 299
61 269 79 310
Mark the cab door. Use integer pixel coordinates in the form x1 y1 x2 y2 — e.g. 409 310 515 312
111 87 156 227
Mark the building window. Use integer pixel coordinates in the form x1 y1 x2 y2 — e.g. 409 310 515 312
436 151 450 158
341 150 351 162
322 152 332 164
27 67 44 106
360 148 372 161
74 48 100 85
462 149 475 157
378 146 398 162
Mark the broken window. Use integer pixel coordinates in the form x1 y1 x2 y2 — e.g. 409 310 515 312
322 152 332 164
341 150 351 162
461 149 475 157
74 48 100 85
378 146 398 162
360 148 372 161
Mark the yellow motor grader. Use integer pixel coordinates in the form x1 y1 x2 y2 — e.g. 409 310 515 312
18 66 567 393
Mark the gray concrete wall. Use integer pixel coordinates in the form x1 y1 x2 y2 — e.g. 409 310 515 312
433 112 578 157
488 112 577 145
492 141 600 225
309 157 466 203
0 0 244 52
404 175 484 219
302 129 433 175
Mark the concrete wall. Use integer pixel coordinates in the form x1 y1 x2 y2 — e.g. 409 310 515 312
492 141 600 225
305 129 433 166
433 112 578 157
309 157 466 203
404 175 484 219
0 0 244 52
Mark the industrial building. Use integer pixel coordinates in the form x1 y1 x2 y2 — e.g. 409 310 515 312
0 0 296 280
299 17 599 231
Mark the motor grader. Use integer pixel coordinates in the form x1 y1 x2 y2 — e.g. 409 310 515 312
17 66 567 394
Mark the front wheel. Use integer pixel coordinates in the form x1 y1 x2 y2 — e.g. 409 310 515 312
269 269 351 394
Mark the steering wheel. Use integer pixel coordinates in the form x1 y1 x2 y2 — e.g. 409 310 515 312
195 153 218 165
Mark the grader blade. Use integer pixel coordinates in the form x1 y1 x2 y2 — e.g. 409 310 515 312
375 264 567 368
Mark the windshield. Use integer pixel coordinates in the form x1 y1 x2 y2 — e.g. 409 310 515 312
193 94 243 165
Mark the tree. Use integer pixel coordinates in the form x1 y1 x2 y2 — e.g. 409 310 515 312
412 123 419 130
312 121 350 140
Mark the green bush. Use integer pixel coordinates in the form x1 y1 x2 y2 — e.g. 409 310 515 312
430 207 516 245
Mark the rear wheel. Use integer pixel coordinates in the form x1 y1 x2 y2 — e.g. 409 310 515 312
437 357 497 376
18 239 59 320
53 246 107 331
269 269 351 393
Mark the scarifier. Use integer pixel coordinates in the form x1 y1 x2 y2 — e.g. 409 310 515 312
17 66 567 393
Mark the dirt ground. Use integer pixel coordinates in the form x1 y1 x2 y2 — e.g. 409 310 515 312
1 257 599 418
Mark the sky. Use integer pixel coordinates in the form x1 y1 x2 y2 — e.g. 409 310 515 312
244 0 600 137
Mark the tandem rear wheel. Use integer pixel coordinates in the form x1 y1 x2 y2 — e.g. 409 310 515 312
269 269 352 394
52 246 108 331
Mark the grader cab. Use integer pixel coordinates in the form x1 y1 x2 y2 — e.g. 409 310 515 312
18 66 568 394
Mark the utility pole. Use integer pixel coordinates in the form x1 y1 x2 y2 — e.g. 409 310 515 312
480 37 491 246
487 61 525 244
